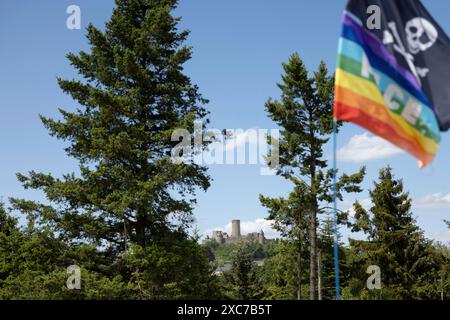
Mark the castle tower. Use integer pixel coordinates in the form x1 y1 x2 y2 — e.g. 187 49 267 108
231 220 241 239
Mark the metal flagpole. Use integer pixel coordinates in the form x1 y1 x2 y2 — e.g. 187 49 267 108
333 118 341 300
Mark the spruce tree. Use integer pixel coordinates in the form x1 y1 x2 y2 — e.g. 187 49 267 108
224 244 264 300
260 53 365 299
317 217 346 300
350 166 441 299
9 0 214 298
0 203 21 282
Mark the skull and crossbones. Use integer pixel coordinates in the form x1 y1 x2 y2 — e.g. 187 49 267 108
405 18 438 54
383 17 438 86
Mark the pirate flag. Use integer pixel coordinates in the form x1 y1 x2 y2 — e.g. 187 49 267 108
334 0 450 166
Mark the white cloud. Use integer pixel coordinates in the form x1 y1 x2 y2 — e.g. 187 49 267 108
223 128 259 152
207 218 280 239
346 198 372 217
337 133 403 163
428 229 450 244
414 192 450 209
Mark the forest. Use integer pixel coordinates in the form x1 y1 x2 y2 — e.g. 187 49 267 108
0 0 448 300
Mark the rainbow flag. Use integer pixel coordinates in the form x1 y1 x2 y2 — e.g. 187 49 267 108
334 0 450 167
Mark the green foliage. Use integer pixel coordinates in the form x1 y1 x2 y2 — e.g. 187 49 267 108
318 217 351 300
221 244 265 300
0 1 448 301
260 240 304 300
347 166 449 300
122 236 221 299
260 53 365 299
13 0 210 250
1 0 217 300
206 240 277 266
0 202 132 299
0 269 131 300
0 201 218 299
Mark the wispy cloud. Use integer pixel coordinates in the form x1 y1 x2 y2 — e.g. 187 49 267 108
207 218 280 239
414 192 450 209
340 198 372 217
345 198 372 217
428 229 450 244
337 133 403 163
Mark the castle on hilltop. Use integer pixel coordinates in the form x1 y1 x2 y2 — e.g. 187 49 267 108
205 220 265 244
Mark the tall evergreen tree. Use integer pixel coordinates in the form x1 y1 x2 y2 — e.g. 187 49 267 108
9 0 214 298
0 203 21 283
317 217 345 300
350 166 444 299
260 53 365 299
223 244 264 300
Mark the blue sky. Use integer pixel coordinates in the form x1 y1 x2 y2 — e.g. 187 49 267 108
0 0 449 243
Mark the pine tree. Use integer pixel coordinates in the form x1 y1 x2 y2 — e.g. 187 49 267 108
224 244 264 300
260 53 365 299
318 217 343 300
0 203 21 282
350 166 443 299
9 0 214 298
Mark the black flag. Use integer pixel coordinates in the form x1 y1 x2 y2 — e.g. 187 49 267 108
345 0 450 131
